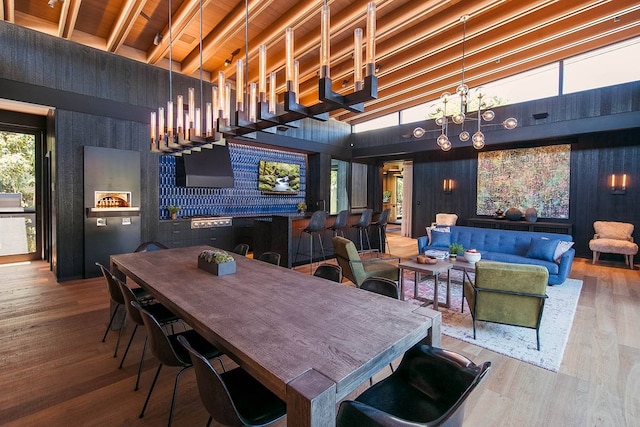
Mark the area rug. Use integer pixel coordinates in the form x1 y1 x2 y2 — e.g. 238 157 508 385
402 270 582 372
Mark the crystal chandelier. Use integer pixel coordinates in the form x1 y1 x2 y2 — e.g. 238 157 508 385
412 15 517 151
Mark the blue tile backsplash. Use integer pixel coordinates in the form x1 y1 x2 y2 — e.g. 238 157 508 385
159 143 306 219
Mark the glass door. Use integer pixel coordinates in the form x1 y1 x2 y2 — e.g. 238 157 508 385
0 130 40 263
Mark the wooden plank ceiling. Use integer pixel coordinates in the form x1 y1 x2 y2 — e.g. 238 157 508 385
4 0 640 125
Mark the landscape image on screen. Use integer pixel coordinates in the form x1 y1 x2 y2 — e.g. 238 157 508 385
258 160 301 193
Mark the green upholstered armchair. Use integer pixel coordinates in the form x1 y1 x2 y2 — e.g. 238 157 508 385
332 236 400 287
464 261 548 350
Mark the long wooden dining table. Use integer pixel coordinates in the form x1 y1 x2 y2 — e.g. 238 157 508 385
111 245 442 427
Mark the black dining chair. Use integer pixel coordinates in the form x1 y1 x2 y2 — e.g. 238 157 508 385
313 263 343 283
360 276 399 298
359 276 400 384
336 344 491 427
96 262 151 358
131 301 224 427
328 209 350 237
351 208 373 251
258 251 281 266
116 278 182 391
178 335 287 427
232 243 250 256
134 241 169 252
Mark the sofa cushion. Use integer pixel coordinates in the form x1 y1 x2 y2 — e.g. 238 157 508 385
526 238 560 262
426 225 450 245
483 252 560 275
429 229 451 247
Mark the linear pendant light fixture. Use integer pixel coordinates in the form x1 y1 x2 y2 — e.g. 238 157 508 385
217 0 378 137
412 15 517 151
150 0 223 155
151 1 378 152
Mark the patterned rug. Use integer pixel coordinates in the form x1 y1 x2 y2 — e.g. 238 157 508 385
402 270 582 372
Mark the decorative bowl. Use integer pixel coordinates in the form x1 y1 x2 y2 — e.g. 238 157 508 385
464 250 481 264
417 255 438 265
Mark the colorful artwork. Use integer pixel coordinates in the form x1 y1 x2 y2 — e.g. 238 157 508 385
477 145 570 218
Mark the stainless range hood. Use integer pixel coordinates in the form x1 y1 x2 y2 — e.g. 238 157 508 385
175 144 235 188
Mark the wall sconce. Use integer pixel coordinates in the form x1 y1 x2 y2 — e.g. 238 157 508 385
443 179 454 194
610 174 627 195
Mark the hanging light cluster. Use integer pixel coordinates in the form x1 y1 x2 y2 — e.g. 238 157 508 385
150 0 379 154
412 15 517 151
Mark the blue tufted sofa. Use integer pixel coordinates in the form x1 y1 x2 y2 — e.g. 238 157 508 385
417 225 575 285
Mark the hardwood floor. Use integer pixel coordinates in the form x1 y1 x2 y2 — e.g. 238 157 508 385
1 233 639 426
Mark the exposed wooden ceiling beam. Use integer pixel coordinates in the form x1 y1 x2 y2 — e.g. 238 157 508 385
106 0 147 53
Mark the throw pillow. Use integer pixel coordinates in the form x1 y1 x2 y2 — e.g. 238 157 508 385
426 225 450 245
429 229 451 247
526 238 560 262
554 241 574 263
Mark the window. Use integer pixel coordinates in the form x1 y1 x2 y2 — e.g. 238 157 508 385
481 63 559 104
352 113 399 133
563 36 640 94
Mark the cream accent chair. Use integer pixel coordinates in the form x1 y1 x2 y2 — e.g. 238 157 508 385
589 221 638 269
434 213 458 226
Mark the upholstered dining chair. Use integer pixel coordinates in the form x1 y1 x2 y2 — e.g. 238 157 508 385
332 236 399 287
464 261 548 350
232 243 250 256
95 262 151 358
178 335 287 427
336 343 491 427
589 221 638 269
131 301 224 427
313 263 343 283
258 251 281 266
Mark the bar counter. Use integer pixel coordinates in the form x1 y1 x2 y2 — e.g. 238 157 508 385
253 212 382 268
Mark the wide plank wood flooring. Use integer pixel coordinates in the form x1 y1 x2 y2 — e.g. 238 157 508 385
1 232 639 426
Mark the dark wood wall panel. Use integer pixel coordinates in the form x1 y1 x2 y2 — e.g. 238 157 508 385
410 129 640 260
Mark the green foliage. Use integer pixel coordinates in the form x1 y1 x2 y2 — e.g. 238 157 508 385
199 250 234 264
449 243 464 255
0 132 35 208
297 201 307 211
168 205 181 214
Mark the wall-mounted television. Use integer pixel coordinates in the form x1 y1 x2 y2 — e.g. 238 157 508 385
258 160 301 194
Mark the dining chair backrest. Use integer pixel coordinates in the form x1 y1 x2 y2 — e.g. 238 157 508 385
130 300 188 367
232 243 250 256
360 277 399 299
177 335 241 426
135 241 169 252
96 262 125 306
116 278 146 326
313 264 343 283
258 251 281 266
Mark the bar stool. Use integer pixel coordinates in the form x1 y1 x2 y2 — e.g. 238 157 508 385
295 210 327 273
351 208 373 251
370 208 390 253
327 209 350 237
